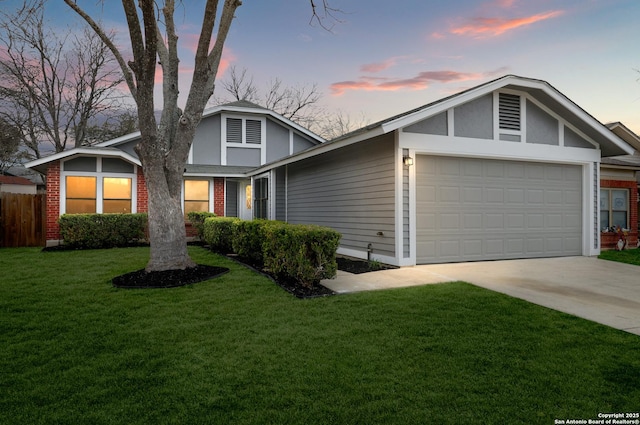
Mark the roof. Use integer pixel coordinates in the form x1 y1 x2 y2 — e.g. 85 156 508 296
250 75 634 175
0 174 36 186
25 147 141 174
184 164 256 177
606 122 640 152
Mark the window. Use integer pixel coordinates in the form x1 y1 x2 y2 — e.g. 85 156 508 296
184 180 210 214
66 176 97 214
103 178 132 213
254 177 268 219
61 157 137 215
600 189 628 230
225 117 263 144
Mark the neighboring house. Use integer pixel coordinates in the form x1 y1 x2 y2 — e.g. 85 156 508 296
599 122 640 249
25 100 323 246
26 75 636 265
0 174 37 194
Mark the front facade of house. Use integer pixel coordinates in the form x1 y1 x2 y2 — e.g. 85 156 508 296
27 76 635 265
26 101 323 245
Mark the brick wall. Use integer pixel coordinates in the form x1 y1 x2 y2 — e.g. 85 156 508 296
600 179 638 249
136 167 148 213
45 163 61 242
214 177 225 216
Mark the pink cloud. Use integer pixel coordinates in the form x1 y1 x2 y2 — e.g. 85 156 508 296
330 69 506 96
361 57 401 73
451 10 564 38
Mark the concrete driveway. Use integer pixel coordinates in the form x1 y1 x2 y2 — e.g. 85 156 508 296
322 256 640 336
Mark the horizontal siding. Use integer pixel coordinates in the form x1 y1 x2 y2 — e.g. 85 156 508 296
287 134 396 258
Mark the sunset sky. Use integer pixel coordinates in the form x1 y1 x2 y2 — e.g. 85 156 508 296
6 0 640 135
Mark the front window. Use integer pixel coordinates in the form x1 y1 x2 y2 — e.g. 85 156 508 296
103 178 132 213
600 189 628 230
184 180 210 215
254 177 268 219
66 176 96 214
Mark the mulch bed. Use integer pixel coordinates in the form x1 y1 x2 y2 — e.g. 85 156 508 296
112 265 229 289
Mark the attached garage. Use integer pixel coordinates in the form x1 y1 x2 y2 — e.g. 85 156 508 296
416 156 583 263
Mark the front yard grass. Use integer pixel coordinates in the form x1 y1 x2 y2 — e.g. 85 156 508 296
599 247 640 266
1 246 639 424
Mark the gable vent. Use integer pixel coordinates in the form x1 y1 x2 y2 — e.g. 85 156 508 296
246 119 261 144
499 93 521 131
226 118 242 143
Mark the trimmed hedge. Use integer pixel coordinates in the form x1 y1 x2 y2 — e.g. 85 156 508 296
187 211 217 240
231 219 280 264
58 213 148 249
203 217 239 253
263 223 341 288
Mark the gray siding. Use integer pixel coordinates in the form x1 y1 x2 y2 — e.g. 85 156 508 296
192 114 221 165
565 126 595 149
454 94 493 139
404 111 448 135
526 100 559 145
266 119 290 163
275 168 286 221
293 133 315 153
226 180 238 217
118 139 140 157
227 147 260 166
287 134 396 258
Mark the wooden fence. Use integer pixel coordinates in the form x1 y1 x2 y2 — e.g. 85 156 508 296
0 193 45 247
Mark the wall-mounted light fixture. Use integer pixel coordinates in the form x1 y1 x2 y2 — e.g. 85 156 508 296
403 156 414 166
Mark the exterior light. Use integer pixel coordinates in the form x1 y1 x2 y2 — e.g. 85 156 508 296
403 156 414 166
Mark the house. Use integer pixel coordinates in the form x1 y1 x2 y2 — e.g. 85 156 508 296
26 75 636 265
250 75 633 266
599 122 640 249
25 100 324 245
0 173 37 194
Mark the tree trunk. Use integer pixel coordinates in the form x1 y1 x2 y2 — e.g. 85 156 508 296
142 157 195 272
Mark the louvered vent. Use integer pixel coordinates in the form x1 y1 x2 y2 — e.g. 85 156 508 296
246 119 261 144
226 118 242 143
499 93 521 131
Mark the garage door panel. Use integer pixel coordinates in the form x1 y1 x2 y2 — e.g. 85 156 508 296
417 156 582 263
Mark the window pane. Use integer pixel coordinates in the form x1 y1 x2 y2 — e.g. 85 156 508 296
104 178 132 199
104 200 131 214
66 199 97 214
612 211 628 228
599 189 609 210
66 176 96 198
185 180 209 201
184 201 209 214
612 190 628 211
600 211 610 230
245 185 252 210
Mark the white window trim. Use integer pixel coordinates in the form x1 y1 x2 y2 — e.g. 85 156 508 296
252 172 271 220
181 178 214 213
494 89 526 143
221 113 266 165
59 157 138 215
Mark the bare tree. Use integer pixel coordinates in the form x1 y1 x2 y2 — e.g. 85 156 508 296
0 118 26 172
0 0 128 159
217 65 323 132
316 109 370 140
65 0 338 272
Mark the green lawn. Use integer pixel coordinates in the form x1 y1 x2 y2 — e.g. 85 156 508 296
599 247 640 266
1 246 639 424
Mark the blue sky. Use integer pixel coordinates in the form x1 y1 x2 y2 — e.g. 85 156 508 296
8 0 640 133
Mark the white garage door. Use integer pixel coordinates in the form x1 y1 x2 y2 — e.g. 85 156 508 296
416 156 583 264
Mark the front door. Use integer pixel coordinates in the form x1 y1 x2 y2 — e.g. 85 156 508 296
239 180 252 220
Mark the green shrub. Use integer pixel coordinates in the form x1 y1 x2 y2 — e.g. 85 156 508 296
203 217 239 253
58 213 148 249
186 211 217 240
231 219 279 264
263 223 341 289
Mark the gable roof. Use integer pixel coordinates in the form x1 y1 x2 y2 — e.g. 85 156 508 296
25 147 141 175
606 122 640 152
0 174 36 186
96 101 325 149
250 75 633 175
